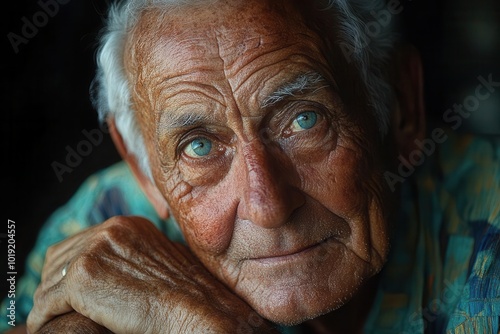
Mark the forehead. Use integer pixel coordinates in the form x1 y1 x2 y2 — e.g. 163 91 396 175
126 0 328 80
131 0 306 47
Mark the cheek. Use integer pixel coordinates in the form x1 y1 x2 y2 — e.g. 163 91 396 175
298 137 391 267
167 175 237 257
299 142 370 218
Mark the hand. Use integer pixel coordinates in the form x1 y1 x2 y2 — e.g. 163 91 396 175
35 312 113 334
27 216 279 334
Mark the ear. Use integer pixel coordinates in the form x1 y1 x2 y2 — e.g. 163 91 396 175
108 118 170 220
390 43 426 157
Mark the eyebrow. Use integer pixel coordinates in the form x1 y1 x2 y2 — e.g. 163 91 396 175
261 72 329 108
164 112 210 129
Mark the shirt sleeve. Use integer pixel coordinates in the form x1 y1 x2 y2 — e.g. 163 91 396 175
0 191 97 330
444 144 500 334
0 161 177 331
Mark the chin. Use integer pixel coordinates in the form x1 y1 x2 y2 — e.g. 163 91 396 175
252 284 358 326
234 242 375 326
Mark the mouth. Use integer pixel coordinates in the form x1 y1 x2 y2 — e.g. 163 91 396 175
248 236 336 265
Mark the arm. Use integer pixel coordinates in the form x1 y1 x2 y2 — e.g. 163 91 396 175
9 313 112 334
4 325 28 334
37 313 112 334
4 313 112 334
27 216 279 334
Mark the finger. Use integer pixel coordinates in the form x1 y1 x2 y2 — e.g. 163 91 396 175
27 279 74 334
40 224 106 288
30 221 128 332
41 229 94 282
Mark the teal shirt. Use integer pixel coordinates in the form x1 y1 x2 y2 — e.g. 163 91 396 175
1 129 499 333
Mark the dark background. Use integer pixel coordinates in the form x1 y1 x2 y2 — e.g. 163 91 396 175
2 0 500 311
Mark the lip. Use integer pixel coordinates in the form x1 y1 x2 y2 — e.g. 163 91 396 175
248 236 335 265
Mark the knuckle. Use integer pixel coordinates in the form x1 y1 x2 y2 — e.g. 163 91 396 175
44 244 59 260
32 282 53 310
71 252 102 281
32 284 44 302
27 306 46 334
103 215 135 230
98 216 136 242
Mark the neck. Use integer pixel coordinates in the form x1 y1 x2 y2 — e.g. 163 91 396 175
303 273 380 334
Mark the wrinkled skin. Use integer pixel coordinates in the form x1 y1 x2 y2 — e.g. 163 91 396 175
130 0 391 324
28 217 279 333
36 312 113 334
26 0 403 332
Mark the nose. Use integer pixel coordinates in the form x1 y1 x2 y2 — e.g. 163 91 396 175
236 141 305 229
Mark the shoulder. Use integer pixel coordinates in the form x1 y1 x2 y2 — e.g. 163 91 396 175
37 161 160 245
427 128 499 228
434 130 500 332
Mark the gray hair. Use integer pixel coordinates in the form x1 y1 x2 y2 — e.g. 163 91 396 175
91 0 398 179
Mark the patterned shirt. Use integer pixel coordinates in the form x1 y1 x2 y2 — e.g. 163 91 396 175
1 129 499 333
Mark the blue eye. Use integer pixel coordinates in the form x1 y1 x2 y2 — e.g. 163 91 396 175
292 111 318 131
184 138 213 157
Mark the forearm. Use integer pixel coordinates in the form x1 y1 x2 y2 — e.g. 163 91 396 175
14 313 112 334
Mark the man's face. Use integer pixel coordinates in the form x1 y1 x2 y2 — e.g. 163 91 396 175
126 0 393 325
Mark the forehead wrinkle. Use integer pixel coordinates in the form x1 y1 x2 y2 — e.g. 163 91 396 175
155 80 227 109
225 44 303 95
226 54 334 116
224 35 332 98
227 32 324 70
210 29 248 138
209 15 321 131
155 82 226 132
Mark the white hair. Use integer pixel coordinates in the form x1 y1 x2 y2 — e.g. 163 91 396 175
91 0 398 179
323 0 397 135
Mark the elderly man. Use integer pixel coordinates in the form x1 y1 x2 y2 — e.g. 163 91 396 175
2 0 499 333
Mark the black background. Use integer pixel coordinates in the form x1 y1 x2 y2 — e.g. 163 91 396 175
2 0 500 312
